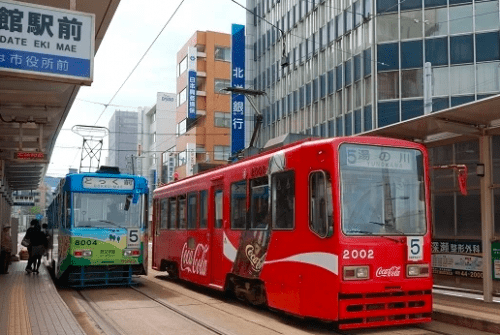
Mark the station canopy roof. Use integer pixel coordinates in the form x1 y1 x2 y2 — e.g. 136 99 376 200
361 94 500 147
0 0 119 191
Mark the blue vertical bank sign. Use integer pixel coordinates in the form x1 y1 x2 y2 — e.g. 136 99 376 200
231 24 245 155
187 46 197 119
0 0 94 85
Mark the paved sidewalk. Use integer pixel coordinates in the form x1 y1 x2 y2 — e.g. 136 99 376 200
433 290 500 334
0 261 85 335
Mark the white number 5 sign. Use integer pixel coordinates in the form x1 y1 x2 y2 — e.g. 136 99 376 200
407 237 423 261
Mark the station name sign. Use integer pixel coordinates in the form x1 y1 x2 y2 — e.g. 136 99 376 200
83 177 134 190
0 0 94 84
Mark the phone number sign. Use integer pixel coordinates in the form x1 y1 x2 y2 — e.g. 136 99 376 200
82 177 134 190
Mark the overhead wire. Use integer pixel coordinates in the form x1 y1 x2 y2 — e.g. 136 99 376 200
92 0 186 125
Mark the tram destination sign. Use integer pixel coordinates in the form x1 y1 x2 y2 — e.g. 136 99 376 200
0 0 94 84
82 177 134 190
344 145 413 170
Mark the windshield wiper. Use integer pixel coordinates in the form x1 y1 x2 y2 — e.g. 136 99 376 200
98 220 121 228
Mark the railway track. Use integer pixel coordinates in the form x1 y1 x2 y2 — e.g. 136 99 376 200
69 278 489 335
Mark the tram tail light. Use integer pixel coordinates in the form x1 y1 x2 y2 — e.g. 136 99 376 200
74 250 92 257
407 264 430 277
343 266 369 280
124 249 141 257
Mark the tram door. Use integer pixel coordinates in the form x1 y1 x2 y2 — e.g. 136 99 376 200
210 187 225 286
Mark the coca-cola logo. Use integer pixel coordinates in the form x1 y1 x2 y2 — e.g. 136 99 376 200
376 266 401 277
245 244 266 271
180 243 209 276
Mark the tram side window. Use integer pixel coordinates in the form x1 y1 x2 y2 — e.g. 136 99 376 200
250 177 270 230
200 190 208 228
168 198 176 229
160 198 168 229
272 170 295 230
187 193 197 229
309 171 333 237
215 190 223 228
231 180 247 229
64 192 70 228
178 195 187 229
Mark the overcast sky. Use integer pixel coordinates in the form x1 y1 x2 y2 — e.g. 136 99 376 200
47 0 246 177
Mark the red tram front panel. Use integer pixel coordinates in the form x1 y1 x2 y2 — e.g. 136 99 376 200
152 136 432 330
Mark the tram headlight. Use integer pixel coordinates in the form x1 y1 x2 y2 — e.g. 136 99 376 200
407 264 430 277
74 250 92 258
123 249 141 257
343 266 369 280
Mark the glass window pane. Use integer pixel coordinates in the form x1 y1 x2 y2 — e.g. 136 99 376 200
215 190 223 228
231 181 247 229
377 14 399 42
200 190 208 228
426 37 448 66
377 101 400 127
401 10 423 40
401 99 424 120
450 34 474 65
457 191 481 237
309 171 332 237
365 76 372 105
178 195 186 229
401 40 423 69
272 170 295 229
364 105 372 130
354 81 362 108
450 65 474 94
477 62 500 93
476 1 499 32
377 43 399 71
432 66 449 96
187 193 197 229
250 177 270 230
449 5 473 35
364 48 372 76
378 71 400 100
402 69 424 97
433 195 454 237
476 32 500 62
377 0 399 13
425 7 448 37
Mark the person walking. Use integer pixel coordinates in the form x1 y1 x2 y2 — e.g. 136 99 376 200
24 219 47 274
0 225 12 274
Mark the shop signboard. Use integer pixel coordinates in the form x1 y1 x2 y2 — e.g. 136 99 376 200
493 241 500 281
431 239 483 279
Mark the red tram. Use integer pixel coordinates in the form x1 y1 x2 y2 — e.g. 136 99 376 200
152 136 432 329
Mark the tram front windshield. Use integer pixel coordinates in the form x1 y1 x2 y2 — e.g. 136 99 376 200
339 144 426 236
73 193 144 228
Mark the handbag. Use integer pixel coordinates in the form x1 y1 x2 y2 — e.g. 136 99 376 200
21 236 30 247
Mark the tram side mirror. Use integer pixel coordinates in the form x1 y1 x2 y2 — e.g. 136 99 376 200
124 195 132 211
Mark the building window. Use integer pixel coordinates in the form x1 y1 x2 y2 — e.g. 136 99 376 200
214 112 231 127
231 180 247 229
177 88 187 106
450 65 474 95
378 70 400 100
402 69 423 98
449 5 473 35
376 13 398 42
214 146 230 161
178 56 187 77
400 10 422 40
214 79 231 93
215 46 231 61
176 119 186 136
425 7 448 37
477 62 500 93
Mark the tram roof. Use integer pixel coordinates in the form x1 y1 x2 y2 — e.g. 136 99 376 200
360 94 500 147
